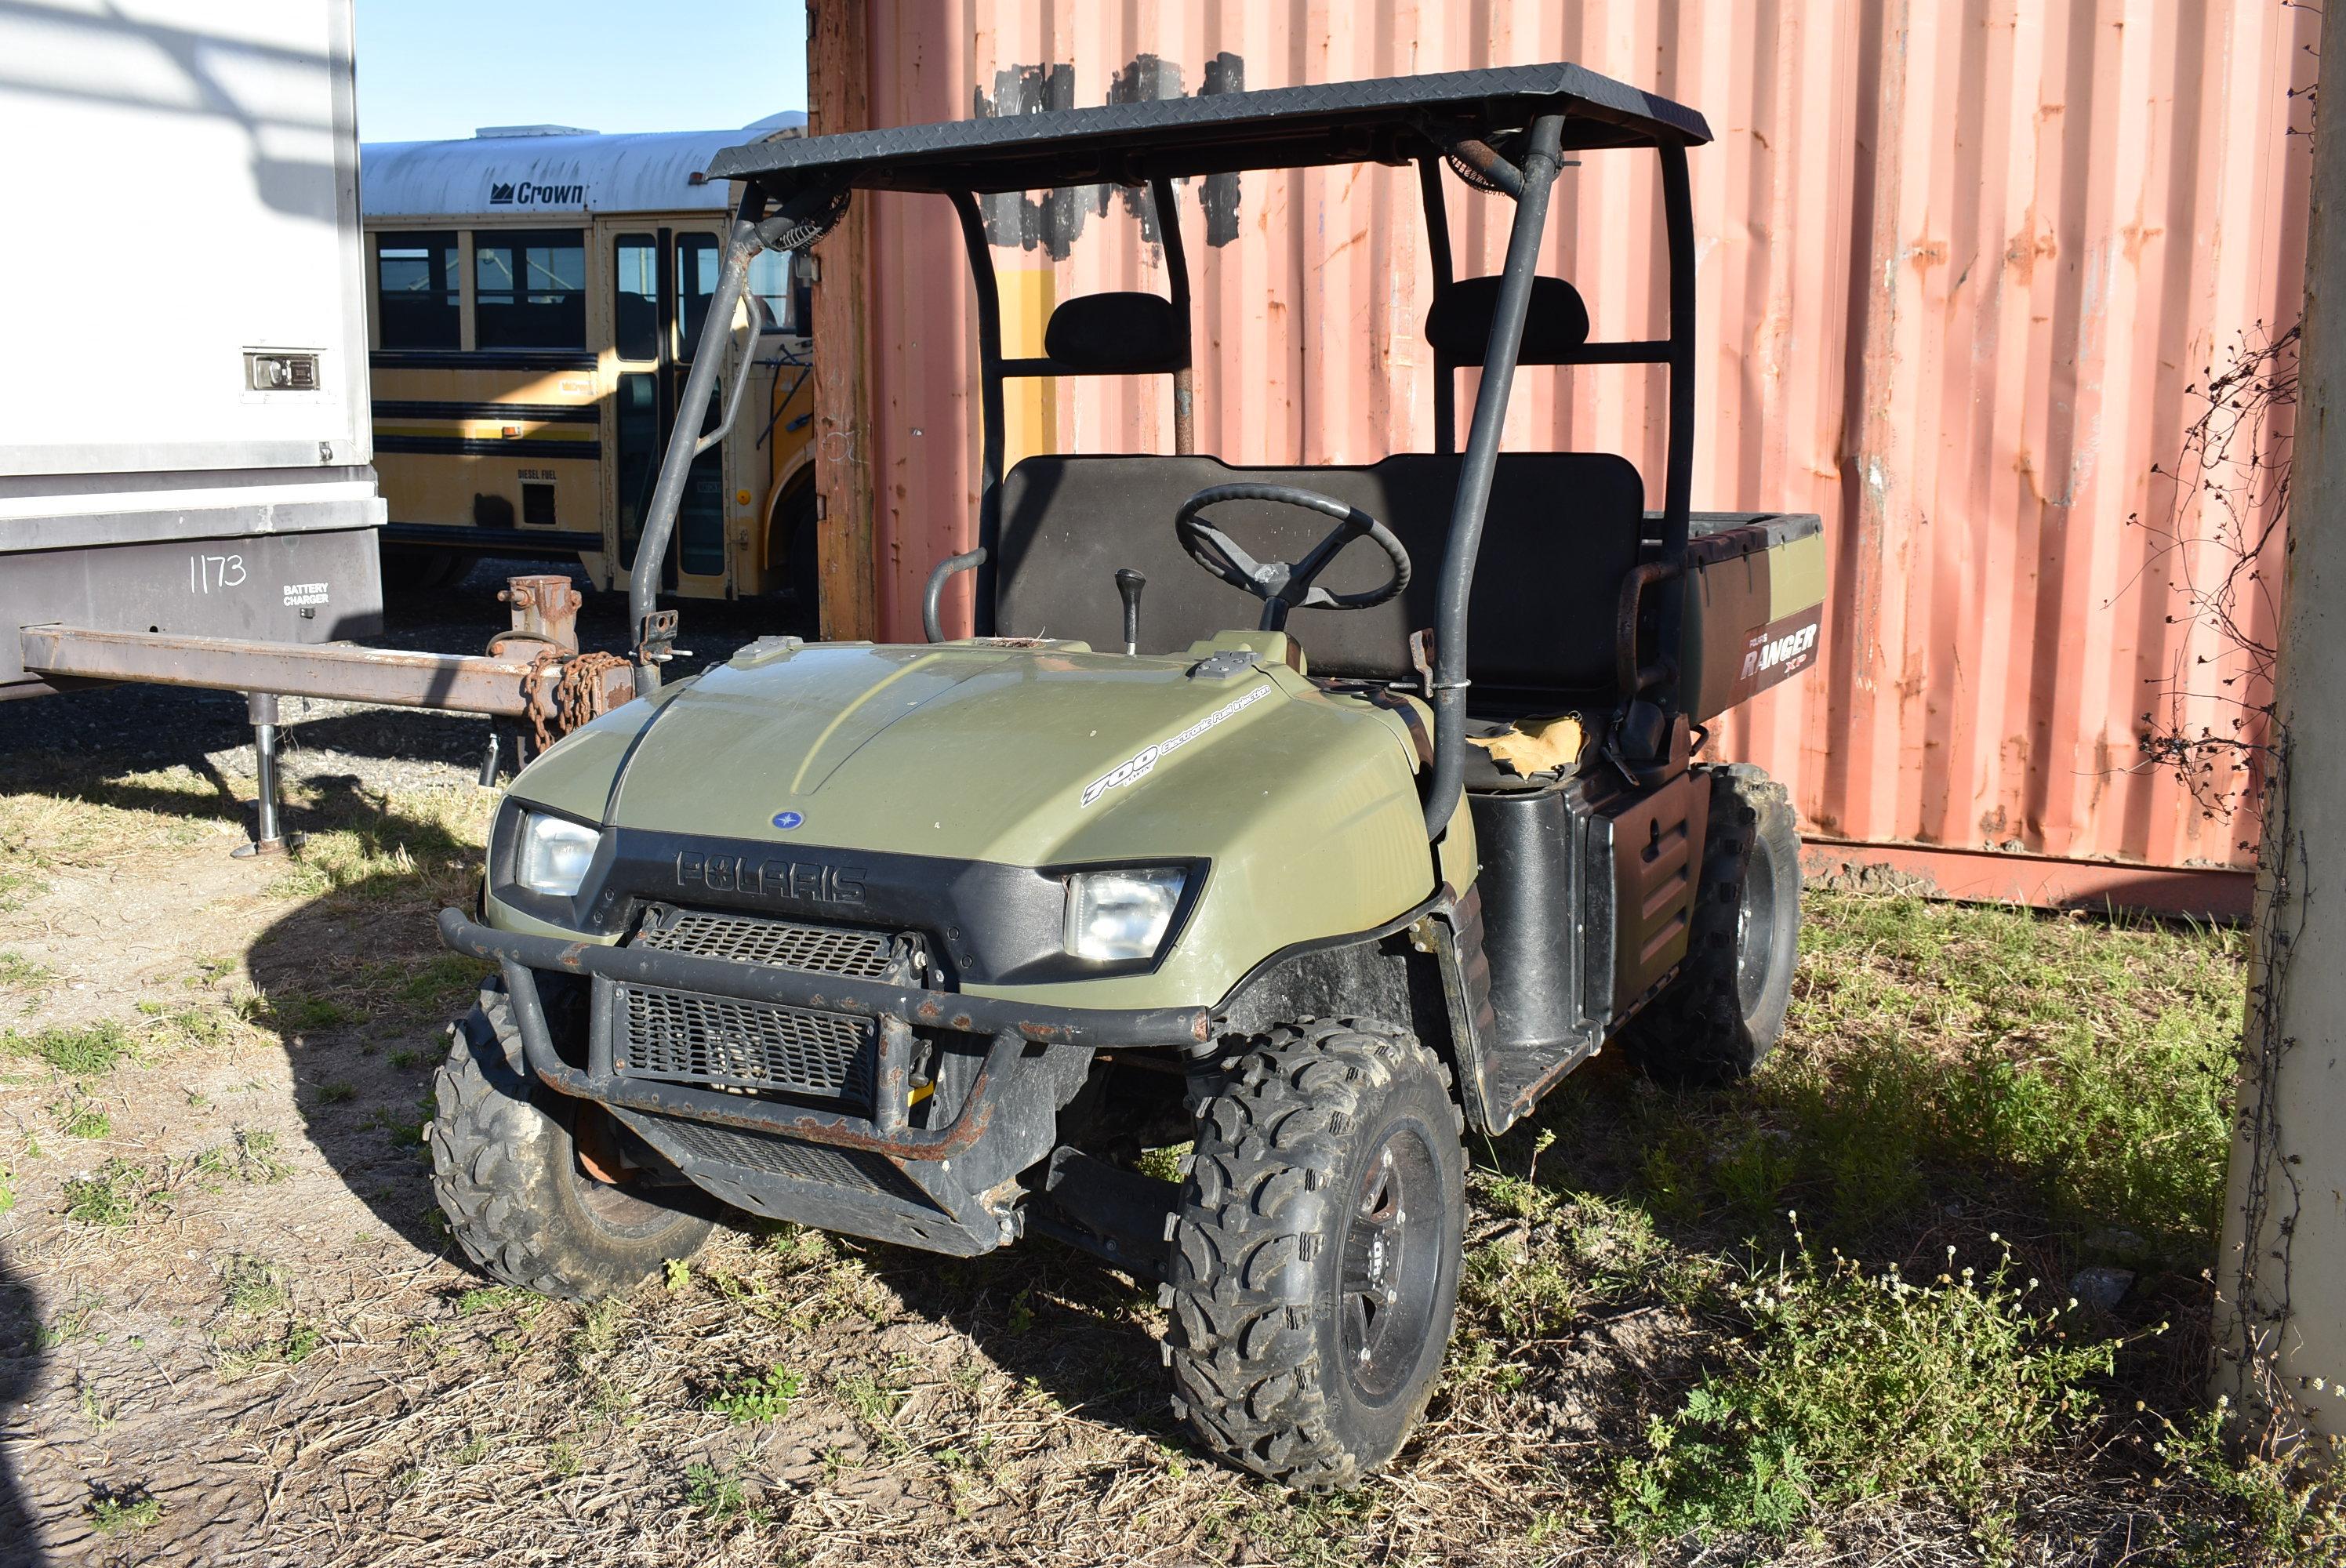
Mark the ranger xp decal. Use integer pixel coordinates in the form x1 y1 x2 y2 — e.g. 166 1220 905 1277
1080 683 1274 807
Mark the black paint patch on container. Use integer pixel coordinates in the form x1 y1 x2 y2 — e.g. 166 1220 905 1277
971 63 1089 260
967 54 1250 256
1197 53 1245 247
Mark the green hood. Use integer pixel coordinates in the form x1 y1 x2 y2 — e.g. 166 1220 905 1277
502 637 1465 1008
608 641 1302 864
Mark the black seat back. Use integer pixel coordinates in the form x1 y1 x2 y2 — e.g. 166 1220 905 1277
993 452 1644 702
1425 275 1592 365
1042 292 1186 374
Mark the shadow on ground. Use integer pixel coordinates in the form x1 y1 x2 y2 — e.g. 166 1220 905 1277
0 1255 45 1568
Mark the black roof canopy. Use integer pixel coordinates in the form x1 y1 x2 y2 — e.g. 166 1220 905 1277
705 62 1711 198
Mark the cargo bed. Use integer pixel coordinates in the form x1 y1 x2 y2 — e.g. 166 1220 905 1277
1675 510 1825 722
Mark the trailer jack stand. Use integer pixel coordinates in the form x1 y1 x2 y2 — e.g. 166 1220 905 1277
232 690 302 858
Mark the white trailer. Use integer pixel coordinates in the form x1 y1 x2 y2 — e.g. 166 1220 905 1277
0 2 642 855
0 0 385 700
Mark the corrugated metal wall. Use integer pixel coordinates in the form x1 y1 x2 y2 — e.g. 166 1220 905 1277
817 0 2314 877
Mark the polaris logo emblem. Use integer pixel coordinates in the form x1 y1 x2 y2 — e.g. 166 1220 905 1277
675 850 864 905
488 180 585 206
1081 683 1273 807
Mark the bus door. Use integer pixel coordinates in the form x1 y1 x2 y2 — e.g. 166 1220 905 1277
605 223 732 597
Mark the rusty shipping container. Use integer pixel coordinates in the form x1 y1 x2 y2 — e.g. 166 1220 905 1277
804 0 2315 913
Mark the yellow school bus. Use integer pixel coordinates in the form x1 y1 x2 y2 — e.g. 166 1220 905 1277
359 118 817 603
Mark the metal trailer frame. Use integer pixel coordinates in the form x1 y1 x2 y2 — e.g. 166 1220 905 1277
626 64 1711 844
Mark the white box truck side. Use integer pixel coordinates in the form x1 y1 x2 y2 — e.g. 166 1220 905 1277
0 0 385 697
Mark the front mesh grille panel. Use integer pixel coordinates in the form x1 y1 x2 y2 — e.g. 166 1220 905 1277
635 909 895 977
635 1112 932 1207
612 906 902 1098
617 985 871 1098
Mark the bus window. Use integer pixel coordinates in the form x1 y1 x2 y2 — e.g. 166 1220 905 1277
613 234 657 361
474 229 586 349
376 230 459 349
675 234 719 359
749 249 796 333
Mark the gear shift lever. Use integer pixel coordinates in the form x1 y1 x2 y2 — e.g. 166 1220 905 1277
1115 568 1146 655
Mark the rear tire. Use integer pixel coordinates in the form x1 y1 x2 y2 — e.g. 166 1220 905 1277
428 982 712 1301
1164 1018 1465 1490
1619 763 1802 1085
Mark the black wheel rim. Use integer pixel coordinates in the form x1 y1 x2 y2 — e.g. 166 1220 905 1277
1339 1122 1443 1404
1735 840 1780 1017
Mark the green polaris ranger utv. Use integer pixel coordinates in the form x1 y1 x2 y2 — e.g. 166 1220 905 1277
430 62 1825 1488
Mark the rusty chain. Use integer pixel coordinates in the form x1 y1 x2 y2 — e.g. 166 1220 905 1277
517 649 631 753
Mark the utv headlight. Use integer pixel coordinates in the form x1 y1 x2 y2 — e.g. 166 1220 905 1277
516 811 600 897
1062 867 1186 961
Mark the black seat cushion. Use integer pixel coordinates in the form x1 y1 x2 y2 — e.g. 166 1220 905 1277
1424 275 1592 365
1042 292 1186 374
992 452 1644 700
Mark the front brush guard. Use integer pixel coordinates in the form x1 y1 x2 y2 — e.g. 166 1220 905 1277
436 908 1211 1161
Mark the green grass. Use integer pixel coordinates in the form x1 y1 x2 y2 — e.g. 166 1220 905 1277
55 1099 111 1139
2 1019 136 1077
1758 897 2242 1250
456 1284 536 1316
1523 896 2243 1258
61 1159 169 1226
151 1004 249 1051
221 1257 290 1317
87 1492 159 1534
392 952 491 1015
682 1461 761 1523
708 1365 801 1424
833 1366 913 1454
212 1258 322 1377
314 1079 358 1105
216 1318 324 1379
1446 891 2277 1553
0 868 40 913
34 1296 100 1349
262 991 365 1034
1613 1238 2119 1540
0 763 238 871
0 949 52 989
263 788 488 909
193 1128 292 1185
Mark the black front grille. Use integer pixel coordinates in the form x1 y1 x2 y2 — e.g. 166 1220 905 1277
634 907 896 976
610 906 903 1099
617 985 873 1097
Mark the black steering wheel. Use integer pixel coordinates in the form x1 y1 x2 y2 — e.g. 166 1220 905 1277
1173 483 1412 633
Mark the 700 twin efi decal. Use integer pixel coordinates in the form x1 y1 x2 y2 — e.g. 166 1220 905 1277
1080 683 1274 806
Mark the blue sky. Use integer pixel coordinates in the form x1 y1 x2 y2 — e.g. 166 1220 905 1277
354 1 808 143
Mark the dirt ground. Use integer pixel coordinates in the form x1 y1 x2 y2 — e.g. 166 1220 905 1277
0 566 2300 1566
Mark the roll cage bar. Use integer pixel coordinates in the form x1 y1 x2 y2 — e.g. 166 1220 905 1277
630 63 1711 843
